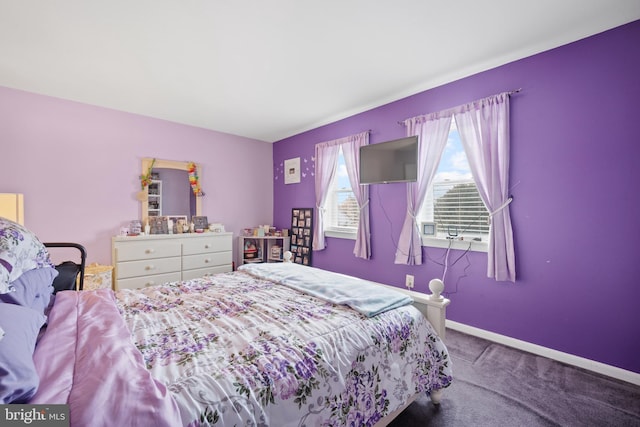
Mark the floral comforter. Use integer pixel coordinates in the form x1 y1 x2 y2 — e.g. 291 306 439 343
116 270 452 427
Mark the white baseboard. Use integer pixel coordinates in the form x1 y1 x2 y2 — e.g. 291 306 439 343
446 320 640 387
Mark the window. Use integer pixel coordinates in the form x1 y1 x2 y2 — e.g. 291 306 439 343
418 120 489 250
324 146 358 237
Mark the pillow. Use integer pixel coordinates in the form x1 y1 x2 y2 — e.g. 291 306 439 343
0 303 46 403
0 218 54 294
0 267 57 315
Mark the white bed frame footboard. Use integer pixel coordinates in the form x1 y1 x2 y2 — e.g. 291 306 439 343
378 278 450 340
375 279 450 425
377 280 450 404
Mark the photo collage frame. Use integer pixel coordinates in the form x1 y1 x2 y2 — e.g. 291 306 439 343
290 208 313 266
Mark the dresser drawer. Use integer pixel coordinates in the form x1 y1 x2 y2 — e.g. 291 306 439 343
182 264 232 281
182 252 232 271
116 272 182 290
116 256 181 279
112 233 233 289
183 235 232 255
115 240 181 262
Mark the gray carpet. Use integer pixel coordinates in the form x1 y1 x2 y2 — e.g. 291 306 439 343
389 329 640 427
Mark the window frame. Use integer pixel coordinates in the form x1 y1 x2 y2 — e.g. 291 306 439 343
323 146 357 240
418 121 489 253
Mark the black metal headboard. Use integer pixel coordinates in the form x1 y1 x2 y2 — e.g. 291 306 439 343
43 242 87 292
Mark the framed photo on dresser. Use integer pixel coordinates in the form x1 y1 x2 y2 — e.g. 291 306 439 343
192 216 208 231
290 208 313 266
149 216 169 234
167 215 188 234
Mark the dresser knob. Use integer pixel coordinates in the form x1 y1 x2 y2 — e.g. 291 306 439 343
145 248 155 254
145 265 155 270
204 258 210 263
145 281 155 287
204 244 211 249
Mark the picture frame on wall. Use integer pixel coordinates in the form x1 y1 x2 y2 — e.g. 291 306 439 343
284 158 301 184
289 208 313 265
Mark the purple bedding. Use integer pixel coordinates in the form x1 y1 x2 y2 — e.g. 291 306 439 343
30 289 181 427
31 268 452 426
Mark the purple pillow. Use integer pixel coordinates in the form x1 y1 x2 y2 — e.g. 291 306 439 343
0 267 57 315
0 303 46 403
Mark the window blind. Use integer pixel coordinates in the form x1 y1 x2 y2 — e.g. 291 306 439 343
326 188 359 230
432 180 489 237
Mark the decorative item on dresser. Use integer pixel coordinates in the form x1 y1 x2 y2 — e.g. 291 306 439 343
111 232 233 289
148 216 169 234
140 158 203 225
192 215 208 232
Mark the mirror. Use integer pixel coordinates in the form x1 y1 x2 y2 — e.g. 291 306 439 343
152 168 193 215
141 158 202 223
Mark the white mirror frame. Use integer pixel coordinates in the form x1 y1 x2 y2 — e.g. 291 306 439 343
141 157 202 223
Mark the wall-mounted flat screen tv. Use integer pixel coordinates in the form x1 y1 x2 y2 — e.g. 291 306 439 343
359 136 418 184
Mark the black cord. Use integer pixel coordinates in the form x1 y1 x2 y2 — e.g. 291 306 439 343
375 184 476 293
443 242 472 297
375 185 411 258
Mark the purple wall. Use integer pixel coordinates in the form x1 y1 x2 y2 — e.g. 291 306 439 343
0 87 274 265
273 21 640 373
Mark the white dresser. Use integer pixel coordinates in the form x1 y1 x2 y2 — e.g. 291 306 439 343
112 232 233 290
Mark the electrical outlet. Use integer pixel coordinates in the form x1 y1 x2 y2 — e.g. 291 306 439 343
405 274 414 289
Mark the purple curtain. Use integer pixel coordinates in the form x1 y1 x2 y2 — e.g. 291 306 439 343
312 132 371 258
312 142 340 251
340 132 371 259
394 113 452 265
454 93 516 281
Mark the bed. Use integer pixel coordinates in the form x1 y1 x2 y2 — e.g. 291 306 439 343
0 217 452 427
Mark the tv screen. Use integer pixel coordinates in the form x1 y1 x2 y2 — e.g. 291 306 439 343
359 136 418 184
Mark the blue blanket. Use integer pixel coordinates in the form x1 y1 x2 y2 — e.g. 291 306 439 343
238 262 412 317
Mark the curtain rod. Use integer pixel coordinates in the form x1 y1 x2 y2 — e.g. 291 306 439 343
397 88 522 125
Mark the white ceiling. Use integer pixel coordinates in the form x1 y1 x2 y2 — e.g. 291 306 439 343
1 1 639 142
